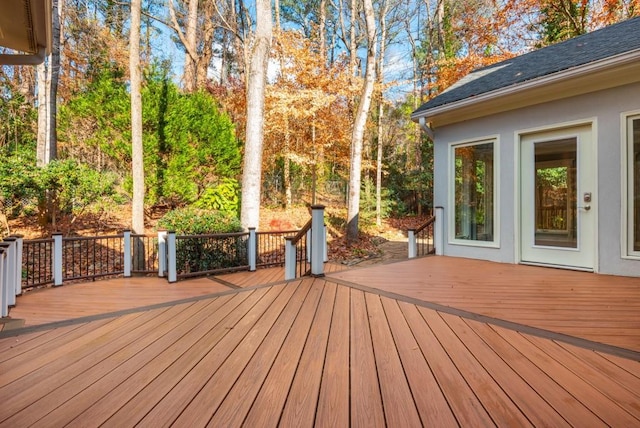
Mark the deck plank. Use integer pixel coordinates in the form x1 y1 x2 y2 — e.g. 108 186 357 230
242 281 334 427
0 305 179 422
494 327 637 426
101 290 263 427
525 335 640 421
314 282 350 428
0 317 125 386
330 256 640 351
399 301 494 426
277 281 336 427
349 289 386 427
210 279 326 427
442 314 569 426
0 257 638 427
380 296 458 426
365 293 423 427
173 280 312 427
137 282 296 427
0 322 90 361
62 296 244 428
465 321 604 426
3 299 219 427
8 276 233 326
419 307 533 426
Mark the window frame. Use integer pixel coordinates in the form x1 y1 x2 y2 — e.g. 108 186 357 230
623 112 640 259
448 137 500 248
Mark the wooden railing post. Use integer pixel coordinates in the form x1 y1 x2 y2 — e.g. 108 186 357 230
157 230 167 277
323 224 328 263
52 233 63 286
408 229 417 258
435 206 444 256
248 228 257 272
0 248 7 317
13 235 23 296
123 230 132 277
2 238 17 307
167 231 177 283
1 240 14 308
311 205 325 277
284 237 296 280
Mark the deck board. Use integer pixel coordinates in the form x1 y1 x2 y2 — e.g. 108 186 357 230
314 281 350 427
399 301 495 426
330 256 640 352
277 280 336 427
465 321 603 426
1 258 639 427
380 297 458 426
349 289 386 427
494 328 637 426
365 293 423 427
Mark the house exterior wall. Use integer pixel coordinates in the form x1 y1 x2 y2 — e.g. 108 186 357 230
432 81 640 277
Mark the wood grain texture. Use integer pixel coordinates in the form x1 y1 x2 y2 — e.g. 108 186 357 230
0 258 639 427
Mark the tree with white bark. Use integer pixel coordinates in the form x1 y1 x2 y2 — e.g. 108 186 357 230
240 0 273 230
130 0 145 236
346 0 377 244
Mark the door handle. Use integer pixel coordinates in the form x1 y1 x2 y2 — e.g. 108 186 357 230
578 205 591 211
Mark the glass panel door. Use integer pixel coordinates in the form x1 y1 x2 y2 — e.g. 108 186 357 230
534 139 577 248
520 125 595 270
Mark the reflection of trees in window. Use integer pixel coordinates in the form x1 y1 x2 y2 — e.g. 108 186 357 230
633 118 640 252
536 166 569 230
454 142 494 242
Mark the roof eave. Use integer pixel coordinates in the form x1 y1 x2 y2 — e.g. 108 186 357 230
0 0 52 65
411 49 640 128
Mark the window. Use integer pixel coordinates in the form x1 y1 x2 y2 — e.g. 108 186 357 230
452 141 495 243
628 115 640 256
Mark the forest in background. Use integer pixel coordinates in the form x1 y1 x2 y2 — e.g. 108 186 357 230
1 0 638 241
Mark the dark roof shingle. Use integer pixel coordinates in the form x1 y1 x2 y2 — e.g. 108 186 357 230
413 17 640 115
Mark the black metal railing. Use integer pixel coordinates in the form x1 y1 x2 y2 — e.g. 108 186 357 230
412 216 436 257
61 234 125 282
21 238 54 289
174 232 250 279
19 227 308 289
287 219 311 279
256 230 297 268
131 234 159 274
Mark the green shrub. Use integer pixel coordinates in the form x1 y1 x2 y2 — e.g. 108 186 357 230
194 178 240 215
157 207 242 235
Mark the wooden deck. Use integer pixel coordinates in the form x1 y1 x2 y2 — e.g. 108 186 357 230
331 257 640 354
0 258 639 426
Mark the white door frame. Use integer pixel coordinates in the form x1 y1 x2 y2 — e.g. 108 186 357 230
516 119 598 271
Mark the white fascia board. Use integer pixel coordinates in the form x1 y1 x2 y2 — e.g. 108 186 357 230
411 49 640 126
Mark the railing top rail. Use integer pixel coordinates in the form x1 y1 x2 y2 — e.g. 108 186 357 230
256 230 299 235
131 233 159 238
62 234 123 241
288 219 312 244
176 231 249 239
411 216 436 234
23 237 55 244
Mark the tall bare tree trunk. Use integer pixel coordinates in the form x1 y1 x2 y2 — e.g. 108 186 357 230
130 0 144 236
346 0 376 244
183 0 199 92
319 0 326 61
36 0 61 167
375 0 388 227
349 0 357 76
196 0 215 87
240 0 272 230
284 119 292 208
